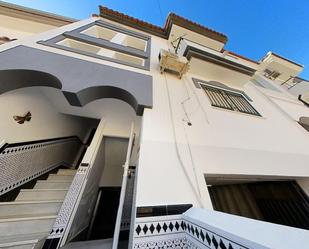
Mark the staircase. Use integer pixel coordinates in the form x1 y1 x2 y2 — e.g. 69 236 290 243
0 168 77 249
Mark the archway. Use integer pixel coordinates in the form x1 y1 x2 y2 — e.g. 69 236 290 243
0 69 62 94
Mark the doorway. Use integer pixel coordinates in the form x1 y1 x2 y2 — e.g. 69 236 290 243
208 181 309 229
88 137 129 240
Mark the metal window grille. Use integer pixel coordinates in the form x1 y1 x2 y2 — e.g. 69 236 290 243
201 84 261 116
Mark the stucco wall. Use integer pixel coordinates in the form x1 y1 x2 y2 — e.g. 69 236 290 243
135 33 309 208
0 14 66 40
0 87 97 144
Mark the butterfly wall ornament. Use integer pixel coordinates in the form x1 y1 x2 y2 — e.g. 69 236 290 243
13 112 32 124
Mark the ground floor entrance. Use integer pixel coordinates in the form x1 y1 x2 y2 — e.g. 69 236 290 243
208 181 309 229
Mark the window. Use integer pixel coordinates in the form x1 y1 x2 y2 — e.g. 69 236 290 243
38 20 151 70
264 69 281 80
56 38 145 66
201 84 260 116
81 25 147 51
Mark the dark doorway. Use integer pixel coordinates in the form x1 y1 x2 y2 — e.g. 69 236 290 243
89 187 121 240
86 128 97 146
88 137 129 240
208 181 309 229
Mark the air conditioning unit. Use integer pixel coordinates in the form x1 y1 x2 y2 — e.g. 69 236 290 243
159 49 189 79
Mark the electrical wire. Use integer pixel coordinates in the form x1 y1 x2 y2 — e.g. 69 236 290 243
156 0 164 24
156 0 204 206
185 77 210 124
163 72 204 207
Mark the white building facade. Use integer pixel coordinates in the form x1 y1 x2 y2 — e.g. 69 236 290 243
0 2 309 249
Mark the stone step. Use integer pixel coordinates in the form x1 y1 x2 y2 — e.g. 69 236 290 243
34 180 72 189
0 233 47 249
0 242 37 249
61 238 113 249
48 174 75 181
0 232 46 244
61 239 129 249
57 169 77 176
0 200 63 219
0 215 56 237
15 189 68 201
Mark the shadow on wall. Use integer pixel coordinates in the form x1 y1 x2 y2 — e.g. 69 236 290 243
0 86 99 144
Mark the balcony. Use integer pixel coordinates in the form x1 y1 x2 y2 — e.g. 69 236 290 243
0 19 153 116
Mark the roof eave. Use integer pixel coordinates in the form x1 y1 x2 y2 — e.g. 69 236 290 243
99 5 227 43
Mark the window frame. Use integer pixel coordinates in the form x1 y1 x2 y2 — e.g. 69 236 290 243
38 20 151 70
198 81 261 116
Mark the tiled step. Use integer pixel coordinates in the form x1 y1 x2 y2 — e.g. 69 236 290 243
34 180 72 189
47 174 75 181
0 215 56 237
15 189 68 201
0 200 63 219
57 169 77 176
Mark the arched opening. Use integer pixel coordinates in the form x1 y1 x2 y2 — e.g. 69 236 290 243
0 69 62 94
63 85 144 115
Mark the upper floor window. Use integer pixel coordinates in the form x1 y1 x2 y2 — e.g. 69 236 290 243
38 20 151 70
264 69 281 80
201 83 261 116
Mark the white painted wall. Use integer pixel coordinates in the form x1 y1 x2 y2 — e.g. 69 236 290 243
99 137 128 187
185 208 309 249
288 81 309 97
0 14 63 40
135 32 309 209
0 87 97 143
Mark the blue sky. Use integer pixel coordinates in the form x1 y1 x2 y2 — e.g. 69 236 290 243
4 0 309 79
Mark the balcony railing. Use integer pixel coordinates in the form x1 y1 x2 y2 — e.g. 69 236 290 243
132 208 309 249
280 76 307 89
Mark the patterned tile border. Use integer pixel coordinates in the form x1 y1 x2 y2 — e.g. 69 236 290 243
133 215 250 249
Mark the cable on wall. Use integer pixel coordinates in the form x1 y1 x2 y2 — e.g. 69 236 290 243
156 0 205 206
163 72 204 207
184 77 210 124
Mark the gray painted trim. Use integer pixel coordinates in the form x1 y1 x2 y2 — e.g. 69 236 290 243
63 32 147 59
0 69 62 94
38 19 151 70
0 45 153 116
38 39 148 70
82 20 150 41
185 46 256 76
192 78 253 101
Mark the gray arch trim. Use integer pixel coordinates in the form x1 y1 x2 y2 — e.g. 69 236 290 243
63 85 143 115
0 69 62 94
0 46 152 115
